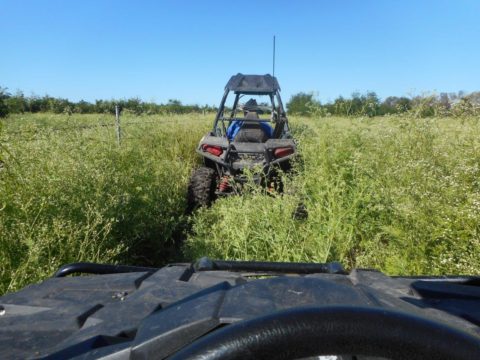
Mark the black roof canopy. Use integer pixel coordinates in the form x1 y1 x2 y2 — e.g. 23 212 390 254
225 74 280 94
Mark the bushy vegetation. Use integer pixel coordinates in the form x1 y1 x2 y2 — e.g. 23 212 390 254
0 113 209 293
0 88 216 116
287 91 480 118
1 113 479 295
186 116 480 275
2 85 480 119
0 88 9 118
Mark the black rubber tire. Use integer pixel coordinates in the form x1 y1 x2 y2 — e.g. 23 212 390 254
187 167 217 212
265 167 285 194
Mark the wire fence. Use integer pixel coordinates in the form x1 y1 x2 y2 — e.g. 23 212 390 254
3 131 164 143
4 120 174 135
1 111 211 145
1 121 191 144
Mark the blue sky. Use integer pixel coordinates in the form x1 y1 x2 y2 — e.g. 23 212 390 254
1 0 479 105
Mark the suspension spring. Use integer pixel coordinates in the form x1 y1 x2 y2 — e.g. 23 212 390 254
218 176 230 192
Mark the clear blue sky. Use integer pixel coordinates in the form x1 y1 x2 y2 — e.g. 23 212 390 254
1 0 479 105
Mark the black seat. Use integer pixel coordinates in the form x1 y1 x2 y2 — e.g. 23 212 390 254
234 112 270 143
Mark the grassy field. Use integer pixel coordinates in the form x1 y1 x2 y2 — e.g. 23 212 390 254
1 113 479 294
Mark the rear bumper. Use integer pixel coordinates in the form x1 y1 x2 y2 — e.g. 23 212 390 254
197 140 296 173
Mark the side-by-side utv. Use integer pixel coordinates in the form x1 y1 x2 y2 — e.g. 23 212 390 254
1 259 479 359
188 73 296 210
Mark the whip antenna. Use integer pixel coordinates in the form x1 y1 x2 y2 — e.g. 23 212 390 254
272 35 276 78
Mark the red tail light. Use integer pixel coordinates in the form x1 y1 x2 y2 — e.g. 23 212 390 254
202 144 223 156
274 147 294 158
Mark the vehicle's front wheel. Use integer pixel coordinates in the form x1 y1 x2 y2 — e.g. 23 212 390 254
187 167 217 212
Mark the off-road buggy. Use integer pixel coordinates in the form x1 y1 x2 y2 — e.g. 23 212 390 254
1 258 479 359
187 74 296 210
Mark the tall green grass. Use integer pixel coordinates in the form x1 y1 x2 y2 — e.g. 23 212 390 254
1 113 479 294
0 113 209 293
185 116 480 275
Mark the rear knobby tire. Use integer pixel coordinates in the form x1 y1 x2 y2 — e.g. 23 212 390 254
187 167 217 212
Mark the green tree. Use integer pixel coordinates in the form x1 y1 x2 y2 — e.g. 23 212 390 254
0 87 10 118
361 91 380 117
5 91 27 114
287 92 320 116
380 96 412 114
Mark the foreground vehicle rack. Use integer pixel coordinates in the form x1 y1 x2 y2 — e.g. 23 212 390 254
1 258 479 359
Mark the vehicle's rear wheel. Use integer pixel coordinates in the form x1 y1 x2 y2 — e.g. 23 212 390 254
266 168 285 194
187 167 217 212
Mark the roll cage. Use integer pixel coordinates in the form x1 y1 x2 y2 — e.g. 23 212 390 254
212 74 290 140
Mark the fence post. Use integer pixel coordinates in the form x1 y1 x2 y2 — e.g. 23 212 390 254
115 105 121 145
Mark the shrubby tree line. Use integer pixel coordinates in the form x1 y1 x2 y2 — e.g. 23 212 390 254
286 91 480 118
1 86 479 119
0 87 216 118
